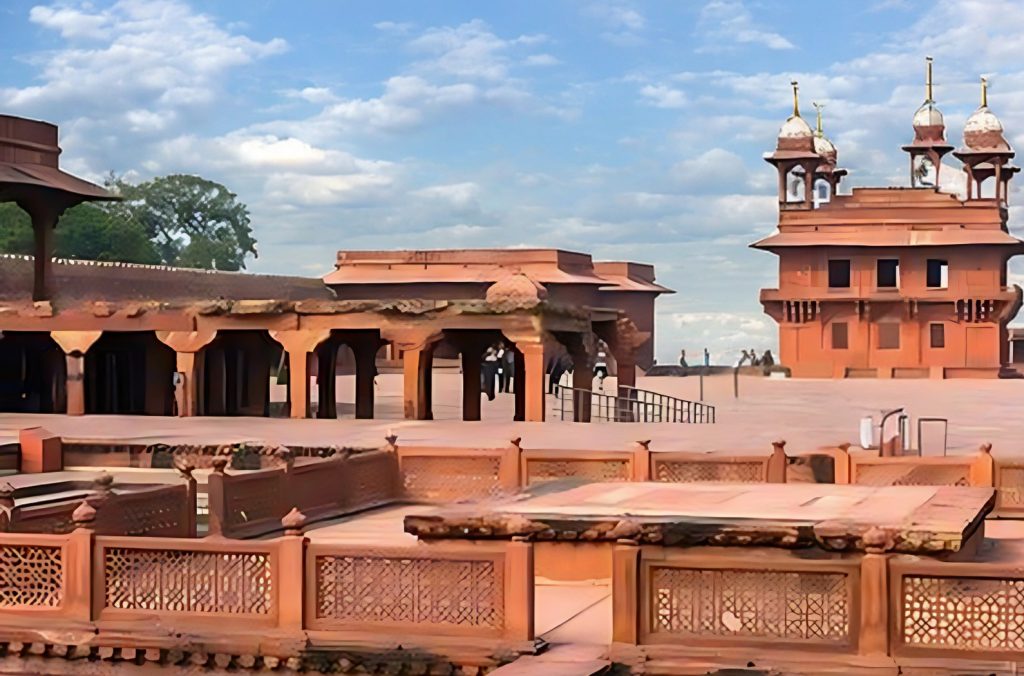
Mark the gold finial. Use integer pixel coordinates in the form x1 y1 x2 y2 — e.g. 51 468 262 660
925 56 933 103
981 76 988 108
791 80 800 117
812 102 824 135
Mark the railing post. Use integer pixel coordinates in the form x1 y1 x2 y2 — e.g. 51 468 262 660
505 537 534 641
971 443 994 488
206 457 228 537
631 440 651 482
834 443 852 484
768 440 787 483
278 508 308 633
67 501 96 623
501 438 523 491
612 539 640 644
858 527 893 657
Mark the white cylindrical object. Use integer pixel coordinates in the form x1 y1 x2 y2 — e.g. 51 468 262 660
859 417 874 449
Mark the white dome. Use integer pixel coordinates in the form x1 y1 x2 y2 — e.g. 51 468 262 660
779 115 813 139
964 106 1003 134
913 102 944 128
813 134 836 157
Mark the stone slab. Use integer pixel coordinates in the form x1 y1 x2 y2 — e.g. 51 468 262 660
406 482 995 554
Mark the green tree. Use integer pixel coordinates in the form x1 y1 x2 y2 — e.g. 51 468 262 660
0 202 159 263
112 174 257 271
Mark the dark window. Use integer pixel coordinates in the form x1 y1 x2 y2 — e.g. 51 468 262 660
828 259 851 288
832 322 849 350
878 323 900 350
927 259 948 288
877 259 899 288
930 323 945 348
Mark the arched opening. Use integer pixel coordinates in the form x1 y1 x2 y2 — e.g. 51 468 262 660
199 330 280 417
0 331 65 413
813 178 831 207
913 155 937 187
85 332 175 415
435 330 508 421
785 166 806 203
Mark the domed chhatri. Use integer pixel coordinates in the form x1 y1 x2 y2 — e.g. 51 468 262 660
962 77 1010 152
902 57 954 188
763 81 822 209
954 75 1019 202
812 103 837 165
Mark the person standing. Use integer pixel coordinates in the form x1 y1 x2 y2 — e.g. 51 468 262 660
594 345 608 391
703 348 710 366
678 349 688 367
482 345 499 401
499 344 514 393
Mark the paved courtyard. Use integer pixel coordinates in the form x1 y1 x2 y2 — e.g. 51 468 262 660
2 372 1023 455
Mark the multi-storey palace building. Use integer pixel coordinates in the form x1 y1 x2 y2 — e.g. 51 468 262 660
755 62 1024 378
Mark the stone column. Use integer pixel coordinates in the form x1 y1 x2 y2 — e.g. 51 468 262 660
315 339 337 419
505 330 546 422
24 200 62 303
50 331 102 416
454 334 489 422
344 331 382 420
156 330 217 417
383 328 441 420
513 348 525 422
270 330 332 419
562 332 594 423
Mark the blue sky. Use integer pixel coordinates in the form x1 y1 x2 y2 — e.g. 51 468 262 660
3 0 1024 364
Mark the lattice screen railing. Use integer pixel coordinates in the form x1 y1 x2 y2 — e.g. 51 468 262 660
897 570 1024 654
0 543 63 608
308 546 507 636
652 459 765 483
642 562 855 648
99 544 276 618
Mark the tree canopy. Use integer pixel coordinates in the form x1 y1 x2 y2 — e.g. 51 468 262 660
0 174 257 270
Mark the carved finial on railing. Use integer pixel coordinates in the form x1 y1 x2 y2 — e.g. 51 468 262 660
772 440 787 454
211 457 228 475
72 500 96 528
980 442 993 455
635 439 651 450
281 507 307 536
274 446 295 471
0 482 16 508
509 437 522 450
838 442 851 452
173 456 195 481
92 472 113 496
385 431 398 451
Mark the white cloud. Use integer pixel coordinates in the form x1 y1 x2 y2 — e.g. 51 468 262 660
585 1 646 45
696 0 795 53
3 0 287 121
408 19 547 81
640 84 687 109
524 54 560 67
413 182 481 208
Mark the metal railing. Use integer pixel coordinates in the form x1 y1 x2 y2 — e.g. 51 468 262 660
619 385 716 423
555 386 715 423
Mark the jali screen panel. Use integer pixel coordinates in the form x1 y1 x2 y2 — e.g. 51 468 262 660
307 544 507 637
642 559 857 650
895 562 1024 657
97 537 278 625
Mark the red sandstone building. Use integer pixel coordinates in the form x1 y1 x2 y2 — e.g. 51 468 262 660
755 66 1024 378
0 113 671 422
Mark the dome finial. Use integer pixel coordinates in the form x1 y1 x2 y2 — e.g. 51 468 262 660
925 56 934 103
791 80 800 117
981 76 988 108
812 102 824 135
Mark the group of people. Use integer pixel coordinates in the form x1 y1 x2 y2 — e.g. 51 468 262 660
547 344 610 394
738 348 775 367
677 348 775 368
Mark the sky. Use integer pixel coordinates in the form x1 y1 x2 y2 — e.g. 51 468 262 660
3 0 1024 365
